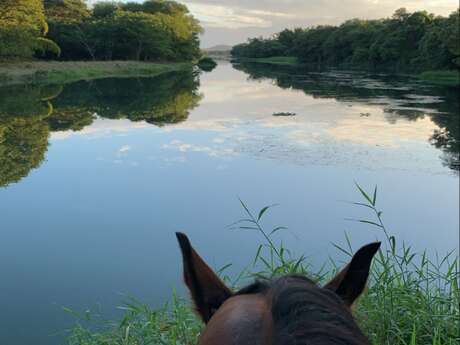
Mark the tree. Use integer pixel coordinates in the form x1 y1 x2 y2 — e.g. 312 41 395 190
92 2 120 18
44 0 90 22
443 10 460 66
0 0 59 58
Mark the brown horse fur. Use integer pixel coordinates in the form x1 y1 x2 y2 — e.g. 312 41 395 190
176 232 380 345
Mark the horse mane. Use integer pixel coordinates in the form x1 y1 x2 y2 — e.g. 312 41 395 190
235 275 370 345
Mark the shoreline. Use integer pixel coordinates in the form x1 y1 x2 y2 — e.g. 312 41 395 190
233 57 459 87
235 56 299 66
0 61 193 86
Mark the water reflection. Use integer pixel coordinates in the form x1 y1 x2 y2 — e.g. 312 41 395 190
0 117 49 187
0 71 202 187
0 62 458 345
232 62 459 171
1 64 458 189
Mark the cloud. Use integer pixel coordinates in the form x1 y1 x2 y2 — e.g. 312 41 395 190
183 2 273 29
118 145 131 153
162 139 236 158
326 115 437 147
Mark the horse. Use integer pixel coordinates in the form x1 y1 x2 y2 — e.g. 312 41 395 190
176 232 380 345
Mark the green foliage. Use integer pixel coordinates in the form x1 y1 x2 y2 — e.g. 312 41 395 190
197 57 217 71
231 8 460 72
0 0 59 58
65 294 201 345
92 2 119 19
240 56 298 66
231 37 288 58
36 37 62 57
44 0 90 22
44 0 202 62
0 0 201 62
0 26 37 58
419 70 460 87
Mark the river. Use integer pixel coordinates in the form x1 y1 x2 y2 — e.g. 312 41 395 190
0 61 458 344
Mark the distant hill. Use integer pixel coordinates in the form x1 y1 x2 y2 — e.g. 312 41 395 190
204 45 232 52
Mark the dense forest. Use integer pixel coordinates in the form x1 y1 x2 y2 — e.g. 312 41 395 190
231 8 460 72
0 0 202 61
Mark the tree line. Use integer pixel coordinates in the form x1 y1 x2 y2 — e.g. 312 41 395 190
0 0 202 62
231 8 460 71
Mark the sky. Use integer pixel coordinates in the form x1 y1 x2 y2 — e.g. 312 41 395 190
87 0 459 48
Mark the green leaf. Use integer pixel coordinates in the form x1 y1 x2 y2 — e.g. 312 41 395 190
355 182 373 205
217 263 232 275
239 226 258 231
270 226 287 235
358 219 383 228
257 206 271 221
351 202 374 209
372 185 378 206
253 244 263 265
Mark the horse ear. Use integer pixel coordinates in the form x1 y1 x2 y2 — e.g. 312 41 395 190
325 242 381 306
175 232 232 323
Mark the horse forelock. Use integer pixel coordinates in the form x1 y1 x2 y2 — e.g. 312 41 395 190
233 274 370 345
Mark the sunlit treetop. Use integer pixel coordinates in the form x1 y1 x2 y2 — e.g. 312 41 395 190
44 0 91 22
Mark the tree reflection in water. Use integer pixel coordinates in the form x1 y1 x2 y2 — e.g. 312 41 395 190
0 71 202 187
233 62 459 172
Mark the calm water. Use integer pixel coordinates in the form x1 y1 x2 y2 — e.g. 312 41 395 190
0 61 458 344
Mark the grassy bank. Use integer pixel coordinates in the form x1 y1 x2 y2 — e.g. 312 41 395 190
0 61 193 86
237 56 299 66
418 70 460 87
65 185 459 345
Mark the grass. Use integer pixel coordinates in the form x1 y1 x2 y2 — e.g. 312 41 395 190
238 56 299 66
65 294 201 345
418 70 460 87
0 61 193 86
64 184 459 345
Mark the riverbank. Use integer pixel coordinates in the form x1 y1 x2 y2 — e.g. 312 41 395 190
236 56 299 65
64 187 458 345
418 70 460 87
233 57 460 87
0 61 193 86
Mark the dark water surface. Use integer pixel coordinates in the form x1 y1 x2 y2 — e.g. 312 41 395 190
0 61 458 344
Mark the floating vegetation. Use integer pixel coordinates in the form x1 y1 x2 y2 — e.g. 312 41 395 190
273 111 296 117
